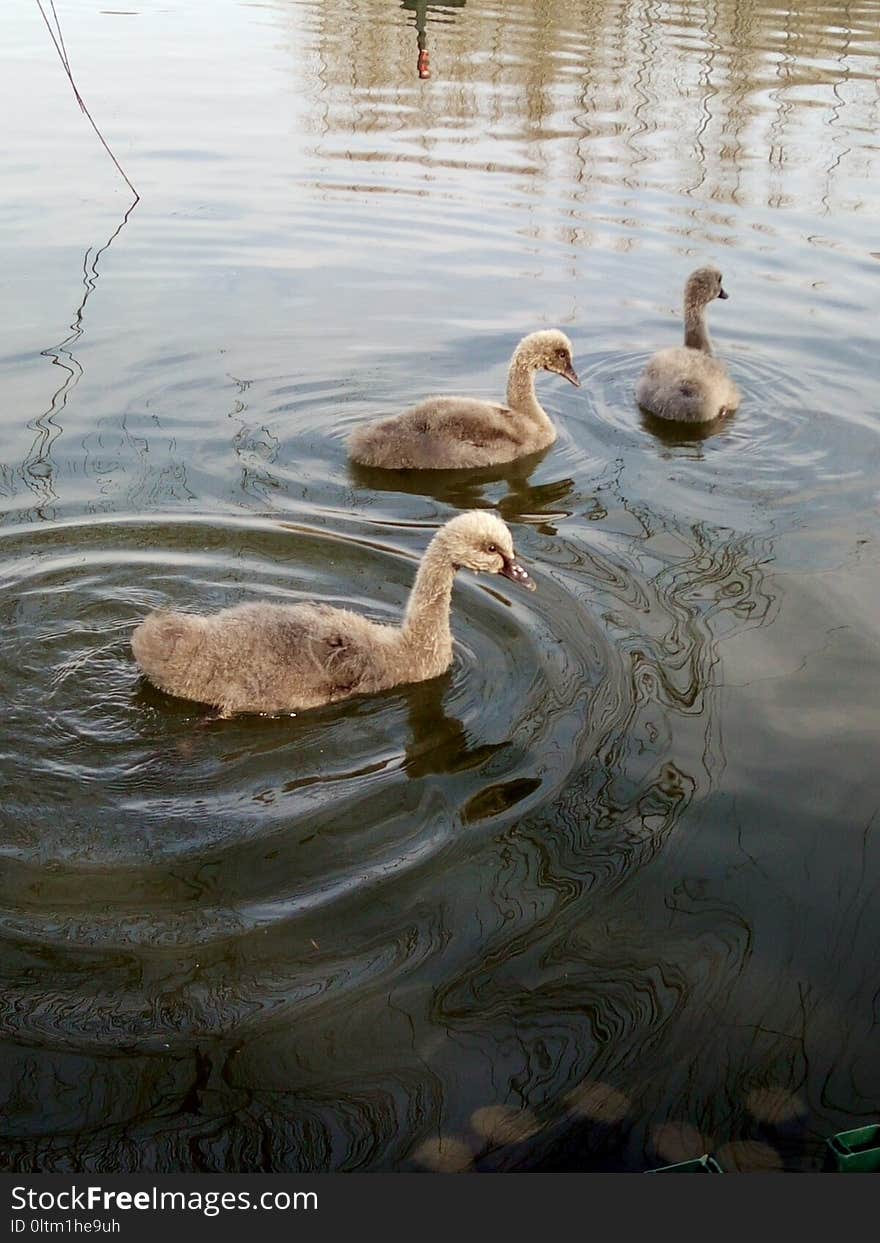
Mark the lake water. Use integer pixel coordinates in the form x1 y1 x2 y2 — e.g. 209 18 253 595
1 0 878 1172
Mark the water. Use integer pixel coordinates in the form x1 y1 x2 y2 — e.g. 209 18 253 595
1 0 878 1172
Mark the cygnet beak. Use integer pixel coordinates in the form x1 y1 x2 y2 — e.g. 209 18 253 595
562 361 581 387
500 555 537 591
718 286 729 299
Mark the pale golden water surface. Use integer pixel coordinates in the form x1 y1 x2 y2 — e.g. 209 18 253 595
0 0 878 1171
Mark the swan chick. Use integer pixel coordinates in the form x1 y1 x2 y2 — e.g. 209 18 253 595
348 330 579 470
636 266 741 423
131 512 536 717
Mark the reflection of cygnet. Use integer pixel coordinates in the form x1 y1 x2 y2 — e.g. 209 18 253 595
636 267 741 423
348 331 579 469
131 513 536 717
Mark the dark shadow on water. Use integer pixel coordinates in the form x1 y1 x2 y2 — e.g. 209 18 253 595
401 678 506 778
639 405 736 451
462 776 542 823
349 449 575 532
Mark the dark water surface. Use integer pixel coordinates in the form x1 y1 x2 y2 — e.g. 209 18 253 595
1 0 878 1171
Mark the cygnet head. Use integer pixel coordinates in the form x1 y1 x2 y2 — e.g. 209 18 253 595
685 266 728 307
435 511 536 590
517 330 580 387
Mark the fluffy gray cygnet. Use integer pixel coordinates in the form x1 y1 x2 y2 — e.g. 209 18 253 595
348 330 579 469
636 266 741 423
131 512 536 717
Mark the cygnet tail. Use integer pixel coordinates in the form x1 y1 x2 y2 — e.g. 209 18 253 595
636 374 711 423
131 610 207 685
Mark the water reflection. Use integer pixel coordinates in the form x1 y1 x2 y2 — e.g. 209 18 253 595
21 204 138 522
401 2 467 80
639 407 735 451
349 450 575 532
401 679 505 778
304 0 880 226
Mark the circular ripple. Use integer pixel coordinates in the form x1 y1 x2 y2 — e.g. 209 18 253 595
561 347 880 531
0 509 604 1048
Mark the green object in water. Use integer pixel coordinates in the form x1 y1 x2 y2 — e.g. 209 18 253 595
826 1125 880 1172
647 1154 724 1173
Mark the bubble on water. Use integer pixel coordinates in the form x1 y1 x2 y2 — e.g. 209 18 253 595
745 1087 807 1126
565 1081 631 1124
649 1121 710 1163
470 1104 541 1145
411 1135 474 1173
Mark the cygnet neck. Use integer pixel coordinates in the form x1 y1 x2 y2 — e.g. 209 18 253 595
683 300 713 354
401 534 455 664
506 345 554 428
